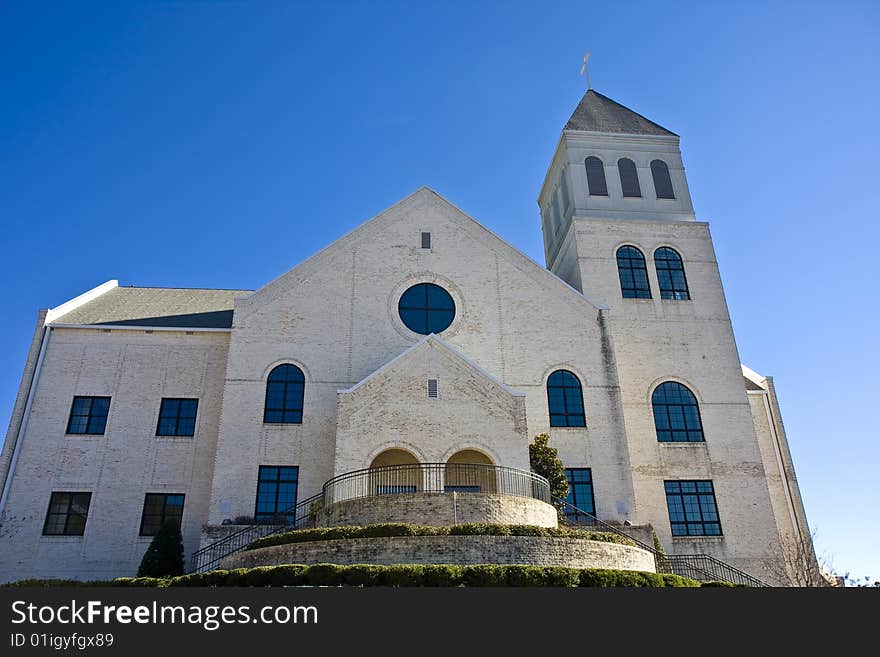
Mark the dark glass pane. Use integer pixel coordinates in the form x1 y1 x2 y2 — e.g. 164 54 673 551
179 400 198 418
157 418 177 435
399 309 427 334
66 514 86 535
160 399 180 417
585 157 608 196
651 160 675 199
426 284 454 309
618 158 641 197
398 285 424 309
547 388 565 413
86 415 107 434
264 410 282 423
549 414 567 427
177 418 195 436
71 398 91 415
266 384 285 409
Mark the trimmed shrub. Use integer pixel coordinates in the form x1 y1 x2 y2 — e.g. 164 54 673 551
342 564 383 587
269 565 307 587
462 565 508 586
137 521 185 578
664 573 701 588
246 522 636 551
379 565 427 587
305 563 344 586
422 564 463 587
700 580 737 587
7 565 705 588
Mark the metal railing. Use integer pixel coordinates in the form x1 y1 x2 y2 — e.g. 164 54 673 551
554 497 767 587
190 493 321 573
322 462 551 506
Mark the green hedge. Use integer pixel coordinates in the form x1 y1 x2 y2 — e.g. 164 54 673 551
6 564 703 588
245 522 635 552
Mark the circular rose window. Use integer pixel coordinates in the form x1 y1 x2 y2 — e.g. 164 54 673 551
397 283 456 335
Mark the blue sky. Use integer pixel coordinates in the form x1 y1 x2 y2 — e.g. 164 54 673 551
1 1 877 581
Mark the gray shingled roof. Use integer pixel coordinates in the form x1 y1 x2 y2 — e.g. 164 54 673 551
51 287 252 328
565 90 677 137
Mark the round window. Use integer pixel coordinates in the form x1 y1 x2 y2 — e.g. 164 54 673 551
398 283 456 335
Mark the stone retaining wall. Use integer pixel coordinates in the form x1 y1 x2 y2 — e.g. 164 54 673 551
221 535 655 572
318 492 558 528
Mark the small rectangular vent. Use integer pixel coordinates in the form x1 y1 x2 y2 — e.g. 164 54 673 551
421 232 431 249
426 378 439 399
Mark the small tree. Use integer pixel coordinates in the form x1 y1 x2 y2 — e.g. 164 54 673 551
529 433 569 521
138 520 185 578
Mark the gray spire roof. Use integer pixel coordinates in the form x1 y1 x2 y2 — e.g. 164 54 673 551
564 89 677 137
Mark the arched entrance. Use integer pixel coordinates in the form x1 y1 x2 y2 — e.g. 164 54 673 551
368 448 421 495
445 449 497 493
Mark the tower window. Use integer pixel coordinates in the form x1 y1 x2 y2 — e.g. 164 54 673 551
421 232 431 249
547 370 586 427
665 480 721 536
652 381 704 442
398 283 456 335
618 158 641 198
559 169 571 212
654 247 690 300
264 364 305 424
651 159 675 199
585 156 608 196
616 246 652 299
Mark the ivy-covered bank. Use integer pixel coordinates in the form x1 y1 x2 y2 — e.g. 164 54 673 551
244 522 636 552
3 564 733 587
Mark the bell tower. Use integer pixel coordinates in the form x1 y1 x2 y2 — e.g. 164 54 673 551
538 89 696 293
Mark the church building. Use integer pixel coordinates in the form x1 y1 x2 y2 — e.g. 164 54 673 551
0 88 814 584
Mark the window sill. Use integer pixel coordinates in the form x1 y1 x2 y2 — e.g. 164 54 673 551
262 423 303 428
65 433 106 437
672 536 724 543
550 426 588 431
620 298 653 303
659 298 691 303
155 435 195 440
659 442 706 447
40 535 85 541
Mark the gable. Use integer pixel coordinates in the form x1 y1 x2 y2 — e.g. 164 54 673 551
237 187 604 317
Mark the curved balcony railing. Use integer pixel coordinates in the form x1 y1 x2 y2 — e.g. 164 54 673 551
322 462 551 506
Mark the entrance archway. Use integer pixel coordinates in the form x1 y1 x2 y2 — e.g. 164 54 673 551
369 448 421 495
445 449 497 493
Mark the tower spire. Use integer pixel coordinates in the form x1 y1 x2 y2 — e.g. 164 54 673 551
579 52 592 90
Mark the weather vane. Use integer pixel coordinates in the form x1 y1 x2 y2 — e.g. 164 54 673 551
579 52 591 90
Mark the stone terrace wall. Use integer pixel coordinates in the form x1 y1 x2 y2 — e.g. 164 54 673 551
318 492 558 529
222 535 655 572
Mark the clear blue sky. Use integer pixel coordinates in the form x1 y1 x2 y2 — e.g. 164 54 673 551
1 1 877 582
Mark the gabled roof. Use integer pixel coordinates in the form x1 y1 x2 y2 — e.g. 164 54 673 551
50 286 252 329
565 89 677 137
339 334 526 398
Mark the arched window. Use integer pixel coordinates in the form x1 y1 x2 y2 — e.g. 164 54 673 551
654 247 690 300
616 246 651 299
652 382 704 442
264 364 305 424
585 156 608 196
618 158 641 198
651 159 675 199
547 370 586 427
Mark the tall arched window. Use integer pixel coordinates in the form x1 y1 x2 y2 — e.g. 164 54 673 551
585 156 608 196
547 370 586 427
618 158 641 198
652 382 704 442
651 159 675 199
654 247 690 300
616 246 651 299
264 364 305 424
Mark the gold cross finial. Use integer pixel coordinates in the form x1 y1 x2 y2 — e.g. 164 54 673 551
579 52 592 90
